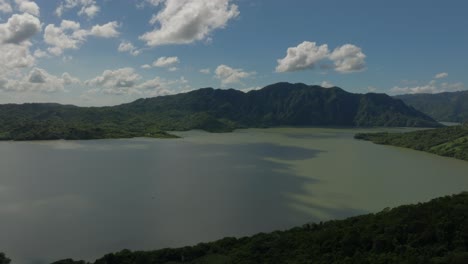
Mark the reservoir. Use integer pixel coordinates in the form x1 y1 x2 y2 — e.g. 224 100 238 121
1 128 467 263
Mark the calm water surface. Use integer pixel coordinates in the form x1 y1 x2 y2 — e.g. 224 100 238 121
1 128 468 263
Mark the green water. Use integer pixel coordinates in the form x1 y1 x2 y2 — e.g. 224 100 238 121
1 127 467 263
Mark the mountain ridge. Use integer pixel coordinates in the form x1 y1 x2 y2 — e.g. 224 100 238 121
0 82 441 140
395 90 468 122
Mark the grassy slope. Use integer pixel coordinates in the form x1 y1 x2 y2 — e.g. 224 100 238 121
355 124 468 161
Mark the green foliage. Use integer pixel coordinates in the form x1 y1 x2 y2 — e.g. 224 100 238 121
355 123 468 161
0 83 440 141
45 192 468 264
0 253 10 264
396 91 468 122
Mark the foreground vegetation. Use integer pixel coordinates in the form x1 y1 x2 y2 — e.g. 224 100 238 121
396 91 468 123
0 83 440 140
355 124 468 161
2 192 467 263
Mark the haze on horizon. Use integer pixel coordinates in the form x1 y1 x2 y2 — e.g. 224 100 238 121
0 0 466 106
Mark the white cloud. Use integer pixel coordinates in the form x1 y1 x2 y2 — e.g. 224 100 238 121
434 72 448 79
200 68 210 74
239 86 261 93
118 41 141 56
152 56 179 67
0 67 80 93
0 13 40 72
0 0 12 13
139 0 239 47
141 64 151 69
15 0 39 16
168 67 177 72
85 68 141 94
78 3 99 18
320 81 334 88
276 41 366 73
85 67 190 96
89 21 119 38
134 76 189 97
276 41 329 72
0 13 41 44
33 48 48 58
44 20 119 56
56 0 100 19
215 64 254 86
391 80 464 94
0 43 35 68
329 44 366 73
44 20 87 55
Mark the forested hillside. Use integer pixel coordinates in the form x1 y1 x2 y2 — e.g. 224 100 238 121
0 83 440 140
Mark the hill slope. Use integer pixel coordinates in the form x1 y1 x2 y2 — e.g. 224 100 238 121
0 83 440 140
13 192 465 264
396 91 468 122
355 124 468 161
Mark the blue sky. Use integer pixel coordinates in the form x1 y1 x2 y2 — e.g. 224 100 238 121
0 0 467 106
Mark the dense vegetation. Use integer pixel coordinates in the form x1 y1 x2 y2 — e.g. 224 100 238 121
396 91 468 123
355 123 468 161
2 192 465 263
0 83 440 140
0 253 10 264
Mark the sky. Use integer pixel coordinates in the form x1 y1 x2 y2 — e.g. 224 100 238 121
0 0 467 106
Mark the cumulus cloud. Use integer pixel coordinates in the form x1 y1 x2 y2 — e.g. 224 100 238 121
0 13 41 44
56 0 100 19
0 67 80 93
44 20 87 55
215 64 254 86
0 13 40 72
78 3 99 18
276 41 329 72
33 48 48 58
239 86 262 93
0 43 35 68
391 79 464 95
85 68 141 94
276 41 366 73
85 67 189 96
89 21 119 38
0 0 12 13
434 72 448 79
139 0 239 47
199 68 210 74
329 44 366 73
141 64 151 69
118 41 141 56
152 56 179 67
15 0 39 16
44 20 119 56
320 81 334 88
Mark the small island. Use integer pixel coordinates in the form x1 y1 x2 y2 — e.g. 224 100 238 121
355 123 468 161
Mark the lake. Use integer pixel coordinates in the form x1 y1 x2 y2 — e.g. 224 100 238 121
1 127 468 264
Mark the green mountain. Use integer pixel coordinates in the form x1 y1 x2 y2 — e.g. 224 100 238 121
0 83 440 140
3 192 462 264
355 123 468 161
396 91 468 123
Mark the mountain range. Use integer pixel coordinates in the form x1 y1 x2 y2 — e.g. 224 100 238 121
0 82 440 140
396 90 468 123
